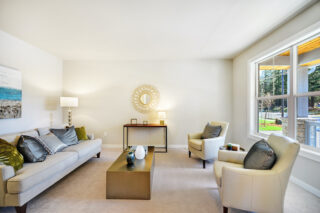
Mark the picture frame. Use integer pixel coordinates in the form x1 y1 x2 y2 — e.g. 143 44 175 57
130 118 137 124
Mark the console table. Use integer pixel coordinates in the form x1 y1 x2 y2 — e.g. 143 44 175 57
123 124 167 153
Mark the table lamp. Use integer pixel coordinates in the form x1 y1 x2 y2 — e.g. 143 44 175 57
60 97 78 126
158 111 166 125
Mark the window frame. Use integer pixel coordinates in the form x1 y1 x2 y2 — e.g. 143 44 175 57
248 21 320 154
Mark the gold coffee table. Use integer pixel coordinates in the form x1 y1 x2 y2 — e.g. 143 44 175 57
106 146 155 200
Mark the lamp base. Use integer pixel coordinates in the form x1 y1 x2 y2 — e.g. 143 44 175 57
160 120 165 125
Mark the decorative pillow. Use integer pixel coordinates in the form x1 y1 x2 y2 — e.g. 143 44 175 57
0 138 24 171
201 123 222 139
50 126 79 146
17 135 47 163
75 126 88 140
37 127 51 136
38 133 67 155
244 139 277 170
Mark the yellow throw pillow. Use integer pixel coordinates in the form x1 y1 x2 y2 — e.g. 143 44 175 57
0 138 24 171
75 126 88 140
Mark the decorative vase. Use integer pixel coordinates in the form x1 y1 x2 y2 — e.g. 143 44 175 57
126 151 135 165
135 145 145 160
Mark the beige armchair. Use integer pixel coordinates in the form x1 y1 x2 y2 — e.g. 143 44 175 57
188 121 229 168
214 134 300 213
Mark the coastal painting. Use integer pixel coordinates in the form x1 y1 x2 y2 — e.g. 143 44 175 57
0 65 22 119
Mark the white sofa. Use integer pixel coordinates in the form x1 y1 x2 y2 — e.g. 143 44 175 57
188 121 229 168
214 134 300 213
0 128 102 213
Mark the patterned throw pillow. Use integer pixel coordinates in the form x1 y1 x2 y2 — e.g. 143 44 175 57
75 126 88 140
0 138 24 171
37 133 67 155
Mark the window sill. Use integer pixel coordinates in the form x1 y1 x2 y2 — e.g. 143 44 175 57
249 133 320 163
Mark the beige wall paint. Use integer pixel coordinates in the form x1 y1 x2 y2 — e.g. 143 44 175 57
0 30 63 135
63 59 233 146
232 2 320 195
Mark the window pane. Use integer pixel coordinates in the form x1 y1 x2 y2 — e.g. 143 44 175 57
258 98 287 135
296 96 320 148
297 36 320 93
258 49 289 97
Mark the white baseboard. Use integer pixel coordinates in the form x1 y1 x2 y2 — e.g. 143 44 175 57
168 144 188 149
102 144 122 148
290 176 320 198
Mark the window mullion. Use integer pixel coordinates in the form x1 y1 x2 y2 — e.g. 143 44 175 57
287 46 297 139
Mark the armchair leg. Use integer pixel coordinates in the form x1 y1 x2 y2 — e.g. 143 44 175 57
223 206 228 213
203 160 206 169
15 203 27 213
188 151 191 158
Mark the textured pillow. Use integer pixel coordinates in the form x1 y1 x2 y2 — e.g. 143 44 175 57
201 123 222 139
37 127 51 136
38 133 67 155
75 126 88 140
17 135 47 163
244 139 277 170
0 138 24 171
50 126 79 146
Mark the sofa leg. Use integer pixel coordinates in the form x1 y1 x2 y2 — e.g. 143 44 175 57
223 206 228 213
188 151 191 158
97 152 101 158
203 160 206 169
15 203 27 213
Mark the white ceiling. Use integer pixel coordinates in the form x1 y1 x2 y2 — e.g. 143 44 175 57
0 0 316 60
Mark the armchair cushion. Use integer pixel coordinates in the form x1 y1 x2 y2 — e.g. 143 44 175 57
244 139 277 170
188 139 202 151
201 123 222 139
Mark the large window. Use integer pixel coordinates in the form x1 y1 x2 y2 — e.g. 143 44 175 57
255 34 320 149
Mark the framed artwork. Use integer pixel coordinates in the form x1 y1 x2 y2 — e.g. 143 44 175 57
0 65 22 119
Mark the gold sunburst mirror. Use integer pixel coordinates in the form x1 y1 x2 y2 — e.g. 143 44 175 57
132 85 160 113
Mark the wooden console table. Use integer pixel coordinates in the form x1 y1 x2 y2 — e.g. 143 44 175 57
123 124 167 153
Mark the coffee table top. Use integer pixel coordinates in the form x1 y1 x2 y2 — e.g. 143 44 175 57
107 146 155 172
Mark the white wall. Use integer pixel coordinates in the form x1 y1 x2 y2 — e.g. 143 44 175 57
63 59 233 146
0 30 63 135
233 2 320 196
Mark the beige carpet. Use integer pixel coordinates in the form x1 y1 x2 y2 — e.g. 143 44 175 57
1 148 320 213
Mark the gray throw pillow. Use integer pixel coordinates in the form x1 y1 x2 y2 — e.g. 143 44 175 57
17 135 47 163
201 123 222 139
37 133 67 155
244 139 277 170
50 126 79 146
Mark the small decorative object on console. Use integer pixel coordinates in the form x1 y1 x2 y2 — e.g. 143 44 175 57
220 143 243 151
135 145 145 159
130 118 137 124
126 151 135 166
143 120 148 125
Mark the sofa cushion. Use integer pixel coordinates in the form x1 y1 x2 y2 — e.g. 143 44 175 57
244 139 277 170
7 152 78 193
214 160 243 187
17 135 47 163
0 130 39 146
51 126 79 146
188 139 202 151
38 133 67 155
62 139 102 158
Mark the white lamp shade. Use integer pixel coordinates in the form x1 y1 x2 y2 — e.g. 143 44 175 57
60 97 78 107
158 111 166 119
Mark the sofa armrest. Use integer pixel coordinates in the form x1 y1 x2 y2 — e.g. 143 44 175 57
0 165 15 206
218 150 247 164
221 167 282 212
188 132 202 140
